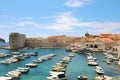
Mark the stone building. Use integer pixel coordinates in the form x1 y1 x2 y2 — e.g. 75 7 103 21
80 32 117 51
9 32 26 50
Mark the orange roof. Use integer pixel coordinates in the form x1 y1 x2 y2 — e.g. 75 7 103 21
84 37 114 43
84 37 95 42
99 38 113 43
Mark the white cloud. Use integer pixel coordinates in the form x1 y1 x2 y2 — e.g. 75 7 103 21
0 15 9 18
54 12 78 24
39 12 78 32
0 24 14 28
40 12 120 33
64 0 93 8
20 17 33 20
11 21 40 27
1 12 120 35
43 24 72 31
9 12 120 33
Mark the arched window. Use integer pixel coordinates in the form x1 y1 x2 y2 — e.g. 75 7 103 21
94 45 98 48
86 44 88 46
113 48 115 51
90 44 93 48
109 47 112 49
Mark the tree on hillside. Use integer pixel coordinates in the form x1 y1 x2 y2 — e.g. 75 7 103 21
0 38 5 43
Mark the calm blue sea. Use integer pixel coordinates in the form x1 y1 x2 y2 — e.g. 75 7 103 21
0 47 120 80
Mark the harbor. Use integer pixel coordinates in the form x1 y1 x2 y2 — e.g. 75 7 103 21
0 48 120 80
1 0 120 79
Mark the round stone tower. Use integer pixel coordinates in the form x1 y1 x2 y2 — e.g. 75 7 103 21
9 32 26 50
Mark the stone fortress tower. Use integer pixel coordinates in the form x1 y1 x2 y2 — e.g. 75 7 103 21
9 32 26 50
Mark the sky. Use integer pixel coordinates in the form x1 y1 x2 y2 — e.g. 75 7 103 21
0 0 120 41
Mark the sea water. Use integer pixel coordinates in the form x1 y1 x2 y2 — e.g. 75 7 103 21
0 48 120 80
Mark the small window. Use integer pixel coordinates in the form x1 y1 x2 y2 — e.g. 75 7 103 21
12 41 14 43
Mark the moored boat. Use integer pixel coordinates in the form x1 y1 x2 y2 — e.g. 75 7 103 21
16 67 30 73
1 60 12 64
0 53 8 58
25 63 38 67
88 60 98 66
47 72 67 80
106 58 111 64
93 75 113 80
95 66 104 75
11 51 20 55
0 76 12 80
6 70 21 79
30 52 38 56
77 75 88 80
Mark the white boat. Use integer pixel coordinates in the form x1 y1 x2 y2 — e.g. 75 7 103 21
62 56 71 62
10 58 18 63
39 56 48 61
93 75 113 80
1 60 12 64
47 72 67 80
49 54 56 57
30 52 38 56
0 76 12 80
56 63 67 67
77 75 88 80
68 53 75 57
11 51 20 55
88 61 98 66
106 59 111 64
6 70 21 79
16 67 29 73
104 53 108 56
33 59 43 63
25 63 37 67
7 71 21 75
87 56 96 60
95 66 104 75
0 53 8 58
103 59 106 62
52 65 66 72
49 71 64 76
86 53 92 56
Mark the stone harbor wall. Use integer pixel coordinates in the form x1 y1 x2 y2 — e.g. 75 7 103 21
9 33 82 49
